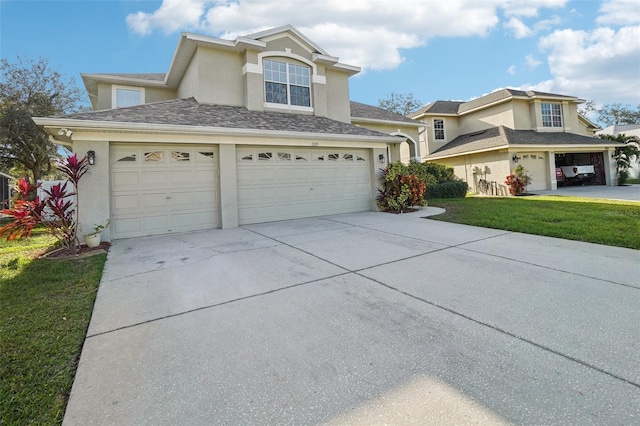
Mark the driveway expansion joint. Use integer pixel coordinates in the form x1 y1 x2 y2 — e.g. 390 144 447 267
357 272 640 390
86 271 352 340
457 245 640 290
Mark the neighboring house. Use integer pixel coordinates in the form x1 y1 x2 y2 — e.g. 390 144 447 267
596 124 640 179
33 25 417 240
0 172 13 210
410 89 623 194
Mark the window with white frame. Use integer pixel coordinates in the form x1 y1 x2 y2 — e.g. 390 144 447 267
541 103 562 127
264 59 311 107
112 86 145 108
433 119 445 140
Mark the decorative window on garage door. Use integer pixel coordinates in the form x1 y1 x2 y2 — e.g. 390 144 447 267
171 151 190 162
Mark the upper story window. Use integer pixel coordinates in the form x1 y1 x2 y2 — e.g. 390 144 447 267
264 59 311 108
112 86 145 108
541 103 562 127
433 119 445 140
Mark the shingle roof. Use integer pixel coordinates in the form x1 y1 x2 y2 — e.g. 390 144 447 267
86 73 166 82
58 98 395 138
349 101 420 124
412 89 580 118
428 126 622 158
410 101 464 117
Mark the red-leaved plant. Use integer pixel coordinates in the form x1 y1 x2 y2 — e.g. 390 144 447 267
505 174 525 196
0 154 89 251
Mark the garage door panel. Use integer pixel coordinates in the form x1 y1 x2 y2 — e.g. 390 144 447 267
140 171 168 187
111 144 219 239
113 217 140 235
141 193 169 209
112 194 140 212
112 172 140 190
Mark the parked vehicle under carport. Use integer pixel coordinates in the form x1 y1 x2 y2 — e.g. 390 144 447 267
555 152 605 186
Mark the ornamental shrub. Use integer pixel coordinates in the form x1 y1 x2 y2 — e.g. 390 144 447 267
505 165 532 196
0 154 88 249
505 174 525 196
376 162 427 213
426 181 469 199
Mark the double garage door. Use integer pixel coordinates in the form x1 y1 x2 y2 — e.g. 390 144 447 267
111 144 372 238
236 147 372 225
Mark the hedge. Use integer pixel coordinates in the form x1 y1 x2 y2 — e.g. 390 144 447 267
425 181 469 199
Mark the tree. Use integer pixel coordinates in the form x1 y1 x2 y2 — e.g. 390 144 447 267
0 56 85 181
577 100 597 117
598 134 640 185
597 103 640 126
378 92 423 116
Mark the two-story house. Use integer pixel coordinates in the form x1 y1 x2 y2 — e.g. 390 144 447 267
34 25 421 240
411 89 622 194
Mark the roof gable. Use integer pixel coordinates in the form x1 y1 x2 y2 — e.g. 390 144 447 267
245 25 330 56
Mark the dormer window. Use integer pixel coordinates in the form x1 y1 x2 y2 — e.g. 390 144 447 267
112 86 145 108
264 59 311 108
433 119 445 140
541 103 562 127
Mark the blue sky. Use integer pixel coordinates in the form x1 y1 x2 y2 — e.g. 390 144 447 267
1 0 639 117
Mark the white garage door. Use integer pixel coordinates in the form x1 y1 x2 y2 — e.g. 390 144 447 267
520 152 548 191
111 144 219 239
237 147 372 225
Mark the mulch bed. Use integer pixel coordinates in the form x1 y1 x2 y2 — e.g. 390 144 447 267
40 242 111 259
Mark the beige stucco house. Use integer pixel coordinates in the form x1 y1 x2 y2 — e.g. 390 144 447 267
33 25 420 240
411 89 623 194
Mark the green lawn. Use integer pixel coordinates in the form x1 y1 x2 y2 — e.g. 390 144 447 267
0 228 107 425
428 195 640 250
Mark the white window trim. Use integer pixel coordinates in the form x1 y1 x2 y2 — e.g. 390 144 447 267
112 85 145 109
433 118 446 141
262 58 313 111
541 102 563 128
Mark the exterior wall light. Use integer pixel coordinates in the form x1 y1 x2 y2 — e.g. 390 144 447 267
379 154 385 163
87 150 96 165
512 154 521 163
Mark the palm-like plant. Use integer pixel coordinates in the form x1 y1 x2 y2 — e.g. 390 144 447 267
599 134 640 185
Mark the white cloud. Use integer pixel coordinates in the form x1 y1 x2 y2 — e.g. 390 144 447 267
499 0 567 17
126 0 566 70
504 17 532 38
597 0 640 26
507 65 517 75
504 15 562 38
525 54 542 69
529 25 640 104
126 0 210 35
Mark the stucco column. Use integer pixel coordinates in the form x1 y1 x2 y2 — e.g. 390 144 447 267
604 148 616 186
371 148 387 211
218 144 239 228
73 140 111 241
548 150 557 190
387 143 401 163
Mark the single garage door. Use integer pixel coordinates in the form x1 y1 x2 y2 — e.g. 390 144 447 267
519 152 548 191
111 144 219 239
237 147 372 225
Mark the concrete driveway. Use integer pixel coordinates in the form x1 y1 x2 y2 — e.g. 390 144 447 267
64 209 640 425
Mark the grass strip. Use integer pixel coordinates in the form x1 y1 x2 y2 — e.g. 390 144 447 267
1 229 106 425
428 195 640 250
